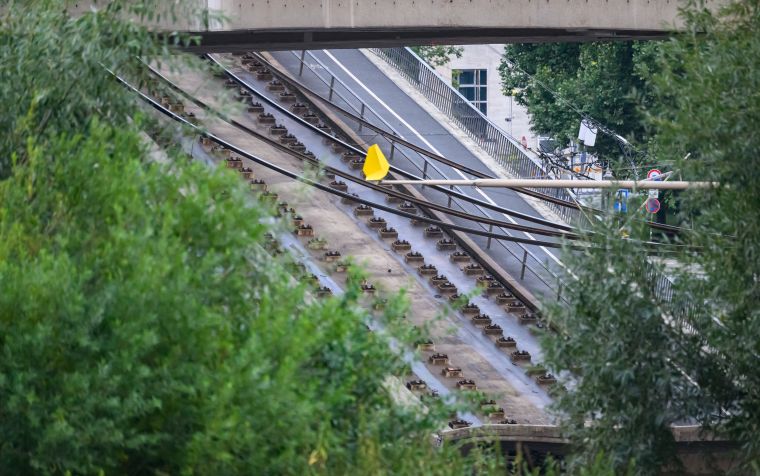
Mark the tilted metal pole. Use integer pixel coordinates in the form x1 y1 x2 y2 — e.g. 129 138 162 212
378 178 716 190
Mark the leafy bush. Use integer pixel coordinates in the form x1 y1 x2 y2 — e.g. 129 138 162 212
0 2 478 474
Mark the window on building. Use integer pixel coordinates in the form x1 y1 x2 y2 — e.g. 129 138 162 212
453 69 487 115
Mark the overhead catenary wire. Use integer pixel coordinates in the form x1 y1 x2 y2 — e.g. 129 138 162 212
120 70 691 254
205 55 696 249
243 52 689 237
118 72 583 249
205 54 580 233
252 52 596 210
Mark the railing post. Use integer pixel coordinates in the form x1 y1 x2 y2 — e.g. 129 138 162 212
298 50 306 76
486 224 493 249
556 280 563 302
328 76 336 101
447 185 453 207
358 103 366 132
389 142 395 160
422 161 429 189
520 250 528 280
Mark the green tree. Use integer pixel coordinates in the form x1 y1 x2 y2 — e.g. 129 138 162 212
0 0 198 179
499 41 658 164
649 0 760 466
541 0 760 473
1 117 477 475
0 1 487 474
411 45 464 67
541 217 692 473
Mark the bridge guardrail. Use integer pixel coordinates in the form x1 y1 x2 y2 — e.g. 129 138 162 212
371 47 583 224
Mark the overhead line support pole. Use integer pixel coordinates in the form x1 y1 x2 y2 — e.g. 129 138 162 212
379 179 716 190
328 76 335 101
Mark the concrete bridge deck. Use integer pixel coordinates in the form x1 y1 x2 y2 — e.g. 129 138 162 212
73 0 727 51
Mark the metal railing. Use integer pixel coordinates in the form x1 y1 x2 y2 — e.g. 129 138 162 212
367 47 690 319
371 47 583 225
278 50 570 304
646 262 696 323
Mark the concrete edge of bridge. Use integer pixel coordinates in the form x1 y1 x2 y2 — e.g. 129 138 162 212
442 424 734 444
182 27 671 53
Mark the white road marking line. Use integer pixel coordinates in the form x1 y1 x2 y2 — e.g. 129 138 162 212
322 50 564 267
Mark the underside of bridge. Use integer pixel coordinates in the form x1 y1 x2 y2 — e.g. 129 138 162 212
184 26 669 53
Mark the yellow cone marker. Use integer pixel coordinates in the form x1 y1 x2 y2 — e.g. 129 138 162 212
362 144 390 181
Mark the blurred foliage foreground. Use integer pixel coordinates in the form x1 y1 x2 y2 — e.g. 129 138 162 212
0 1 493 474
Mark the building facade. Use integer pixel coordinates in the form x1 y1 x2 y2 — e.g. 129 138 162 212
433 44 537 149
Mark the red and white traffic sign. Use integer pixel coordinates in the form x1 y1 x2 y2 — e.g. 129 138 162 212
645 198 661 214
647 168 662 180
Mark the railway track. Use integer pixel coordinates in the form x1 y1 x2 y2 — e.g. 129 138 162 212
212 52 579 304
120 62 567 427
125 53 700 430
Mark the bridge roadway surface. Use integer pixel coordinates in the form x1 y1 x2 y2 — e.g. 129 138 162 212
266 48 566 303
